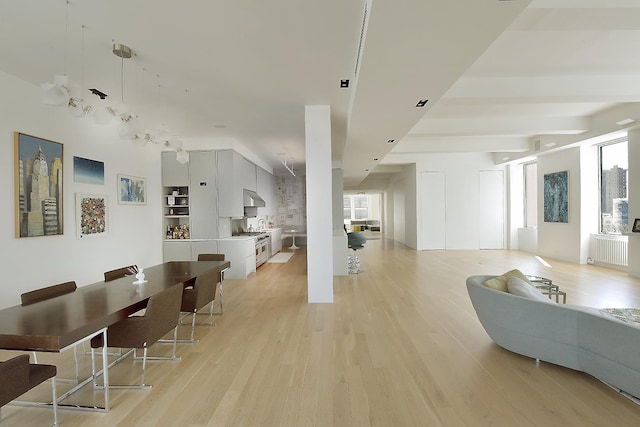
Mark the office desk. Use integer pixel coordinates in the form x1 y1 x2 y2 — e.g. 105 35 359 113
0 260 230 411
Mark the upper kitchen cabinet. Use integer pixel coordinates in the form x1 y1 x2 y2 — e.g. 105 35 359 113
189 150 218 239
161 151 189 186
217 150 256 218
257 167 274 216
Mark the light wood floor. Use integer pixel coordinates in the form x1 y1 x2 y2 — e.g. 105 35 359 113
3 235 640 426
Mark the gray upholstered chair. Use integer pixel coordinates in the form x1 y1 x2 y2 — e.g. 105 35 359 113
0 354 58 426
103 265 136 282
90 284 183 389
20 281 80 383
197 253 228 314
176 268 219 343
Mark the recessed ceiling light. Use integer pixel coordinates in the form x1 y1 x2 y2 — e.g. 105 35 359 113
616 118 636 126
501 156 511 161
415 99 428 107
340 79 349 88
387 139 395 144
365 169 369 172
544 142 557 148
373 158 379 161
214 124 227 129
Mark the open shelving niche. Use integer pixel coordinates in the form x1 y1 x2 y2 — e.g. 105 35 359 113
164 186 190 239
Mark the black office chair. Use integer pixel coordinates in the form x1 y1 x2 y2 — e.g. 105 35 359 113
197 253 228 314
90 284 183 389
0 354 58 426
347 232 367 274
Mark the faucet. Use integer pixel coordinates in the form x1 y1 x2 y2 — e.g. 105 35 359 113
258 219 266 231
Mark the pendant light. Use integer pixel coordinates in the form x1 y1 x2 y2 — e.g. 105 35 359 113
41 0 71 106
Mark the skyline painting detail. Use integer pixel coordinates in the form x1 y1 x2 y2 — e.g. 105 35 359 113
14 132 63 237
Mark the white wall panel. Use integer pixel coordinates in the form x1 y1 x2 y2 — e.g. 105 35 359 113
420 171 446 250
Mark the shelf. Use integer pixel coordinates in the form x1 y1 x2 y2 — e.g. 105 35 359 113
165 205 189 208
165 215 189 218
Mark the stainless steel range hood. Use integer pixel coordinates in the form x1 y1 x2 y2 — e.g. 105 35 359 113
243 189 266 207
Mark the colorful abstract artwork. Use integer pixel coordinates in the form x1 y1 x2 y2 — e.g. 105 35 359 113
76 193 107 239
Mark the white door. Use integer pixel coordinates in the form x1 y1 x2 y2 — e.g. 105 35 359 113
420 171 446 250
478 170 504 249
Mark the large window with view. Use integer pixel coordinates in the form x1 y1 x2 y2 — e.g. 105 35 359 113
599 138 628 234
344 194 369 220
524 162 537 228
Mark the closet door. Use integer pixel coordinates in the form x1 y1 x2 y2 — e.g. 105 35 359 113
420 171 446 250
478 170 504 249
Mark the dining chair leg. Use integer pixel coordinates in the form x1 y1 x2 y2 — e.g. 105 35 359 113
140 347 148 388
190 311 197 341
73 345 79 383
51 376 58 427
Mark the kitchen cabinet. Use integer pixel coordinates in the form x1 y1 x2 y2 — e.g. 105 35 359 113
257 166 273 217
191 240 219 260
163 240 191 261
189 150 218 239
161 151 189 186
218 238 255 279
217 150 257 218
163 186 190 240
265 228 282 256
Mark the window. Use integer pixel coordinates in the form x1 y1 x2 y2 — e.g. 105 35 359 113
599 138 628 234
343 194 382 222
344 194 369 220
523 162 537 228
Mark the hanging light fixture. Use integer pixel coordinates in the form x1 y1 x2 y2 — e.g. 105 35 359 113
94 41 132 125
281 155 296 177
69 25 92 117
41 0 72 106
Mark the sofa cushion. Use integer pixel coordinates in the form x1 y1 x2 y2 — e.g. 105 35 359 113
483 269 532 292
507 276 555 303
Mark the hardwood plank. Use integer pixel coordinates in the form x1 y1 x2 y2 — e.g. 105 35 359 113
3 238 640 426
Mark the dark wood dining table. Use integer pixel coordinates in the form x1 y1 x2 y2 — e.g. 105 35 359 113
0 260 230 411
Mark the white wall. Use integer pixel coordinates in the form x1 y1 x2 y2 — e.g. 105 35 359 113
0 70 163 309
537 147 582 263
413 152 505 250
627 129 640 277
580 143 599 263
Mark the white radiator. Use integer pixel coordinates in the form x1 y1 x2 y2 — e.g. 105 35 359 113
589 235 628 267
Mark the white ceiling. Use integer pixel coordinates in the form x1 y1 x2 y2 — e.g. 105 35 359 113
2 1 640 188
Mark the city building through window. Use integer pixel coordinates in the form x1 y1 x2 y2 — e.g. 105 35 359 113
599 138 628 234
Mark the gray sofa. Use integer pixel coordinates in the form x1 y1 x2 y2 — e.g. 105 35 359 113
467 275 640 399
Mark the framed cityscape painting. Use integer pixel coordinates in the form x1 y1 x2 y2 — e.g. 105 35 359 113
14 132 64 237
543 170 568 223
76 193 108 239
117 174 147 205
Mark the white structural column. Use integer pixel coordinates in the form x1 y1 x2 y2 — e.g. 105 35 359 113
305 105 334 303
628 129 640 278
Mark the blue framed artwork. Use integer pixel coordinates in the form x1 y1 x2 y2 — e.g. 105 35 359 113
544 171 568 223
74 156 104 185
117 174 147 205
